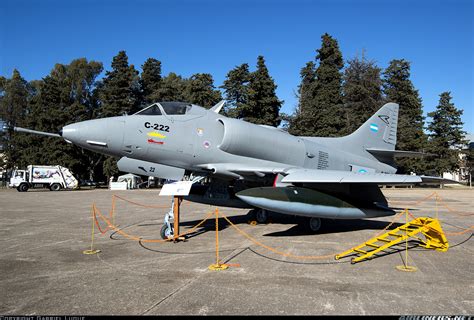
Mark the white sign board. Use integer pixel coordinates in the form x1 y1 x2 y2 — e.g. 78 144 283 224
159 181 193 196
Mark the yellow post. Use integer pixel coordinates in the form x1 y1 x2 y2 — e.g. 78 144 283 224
208 208 228 271
83 204 101 255
396 209 416 272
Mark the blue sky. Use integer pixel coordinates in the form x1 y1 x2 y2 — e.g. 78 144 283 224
1 0 473 132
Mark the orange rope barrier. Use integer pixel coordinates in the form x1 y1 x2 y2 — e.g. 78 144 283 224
93 203 213 243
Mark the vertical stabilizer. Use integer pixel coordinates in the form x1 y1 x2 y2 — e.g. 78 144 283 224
347 103 398 150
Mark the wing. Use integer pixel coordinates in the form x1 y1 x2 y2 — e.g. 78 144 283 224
281 168 421 185
195 163 458 185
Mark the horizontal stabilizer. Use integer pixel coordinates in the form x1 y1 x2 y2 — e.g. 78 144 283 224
366 148 432 158
420 176 461 185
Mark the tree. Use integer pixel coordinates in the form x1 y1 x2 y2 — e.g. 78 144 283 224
0 70 31 169
288 61 316 135
342 53 383 134
238 56 282 126
220 63 251 117
289 33 344 136
383 59 427 173
425 92 467 176
16 59 104 180
103 156 119 184
98 51 140 117
140 58 162 105
184 73 222 108
154 72 187 102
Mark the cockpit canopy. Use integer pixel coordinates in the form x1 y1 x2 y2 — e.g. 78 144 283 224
135 102 193 116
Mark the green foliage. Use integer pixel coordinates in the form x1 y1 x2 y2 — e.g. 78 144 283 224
244 56 282 126
289 62 317 135
184 73 222 108
221 63 251 117
342 54 383 134
383 59 427 173
222 56 282 126
103 156 119 181
289 33 344 136
1 59 104 180
140 58 162 105
153 72 187 102
98 51 140 117
425 92 467 175
0 70 31 169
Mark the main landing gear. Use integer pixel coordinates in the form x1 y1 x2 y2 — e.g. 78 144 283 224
248 208 269 224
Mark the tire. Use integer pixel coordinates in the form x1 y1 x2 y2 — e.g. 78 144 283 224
308 217 322 233
18 183 29 192
255 209 269 224
160 224 173 240
50 183 61 191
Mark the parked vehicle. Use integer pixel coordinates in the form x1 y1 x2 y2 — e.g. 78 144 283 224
9 165 78 192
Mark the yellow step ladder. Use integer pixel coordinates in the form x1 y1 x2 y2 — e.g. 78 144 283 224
335 217 449 264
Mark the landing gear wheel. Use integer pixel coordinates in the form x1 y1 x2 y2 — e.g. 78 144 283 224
18 183 29 192
255 209 269 224
50 183 61 191
160 224 173 240
308 217 322 233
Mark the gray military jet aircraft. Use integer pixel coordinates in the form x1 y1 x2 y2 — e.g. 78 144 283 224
3 101 444 236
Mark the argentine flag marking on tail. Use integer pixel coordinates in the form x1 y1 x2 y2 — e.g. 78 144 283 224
369 123 379 132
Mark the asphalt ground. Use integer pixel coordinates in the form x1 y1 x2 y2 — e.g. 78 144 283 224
0 187 472 315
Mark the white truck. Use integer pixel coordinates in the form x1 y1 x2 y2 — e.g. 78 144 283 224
9 165 79 192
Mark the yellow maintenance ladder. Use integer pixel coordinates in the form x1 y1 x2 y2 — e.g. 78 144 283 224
335 217 449 264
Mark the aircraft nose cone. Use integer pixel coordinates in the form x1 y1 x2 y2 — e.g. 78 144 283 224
62 123 83 143
62 117 125 156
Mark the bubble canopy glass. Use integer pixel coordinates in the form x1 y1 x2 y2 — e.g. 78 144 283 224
135 102 193 116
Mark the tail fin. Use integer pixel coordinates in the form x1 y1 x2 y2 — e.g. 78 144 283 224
346 102 398 150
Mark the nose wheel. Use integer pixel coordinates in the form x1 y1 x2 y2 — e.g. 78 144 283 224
160 224 174 240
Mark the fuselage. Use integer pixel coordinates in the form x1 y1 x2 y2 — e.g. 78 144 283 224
61 102 396 176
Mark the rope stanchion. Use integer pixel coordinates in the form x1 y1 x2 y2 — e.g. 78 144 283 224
83 204 101 255
209 208 229 271
396 209 417 272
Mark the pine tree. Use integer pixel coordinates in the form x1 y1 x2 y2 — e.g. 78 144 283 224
312 33 344 136
98 51 140 117
220 63 251 117
0 70 31 169
239 56 282 126
342 54 383 134
184 73 222 108
140 58 162 105
383 59 427 173
426 92 467 176
289 33 344 136
288 62 316 135
103 156 119 184
23 59 103 180
154 73 187 102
